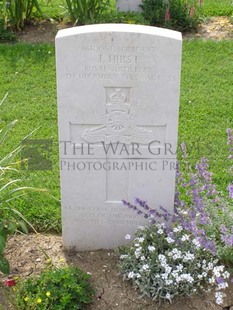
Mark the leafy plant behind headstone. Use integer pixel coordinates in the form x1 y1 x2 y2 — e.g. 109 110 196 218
65 0 111 25
1 0 42 29
141 0 201 31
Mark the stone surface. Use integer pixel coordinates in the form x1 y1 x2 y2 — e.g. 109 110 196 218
116 0 142 12
56 24 182 250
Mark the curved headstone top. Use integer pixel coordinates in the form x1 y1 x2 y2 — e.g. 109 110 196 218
56 23 182 41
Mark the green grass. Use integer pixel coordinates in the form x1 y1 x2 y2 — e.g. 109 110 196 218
0 39 232 231
201 0 233 17
180 40 233 190
0 44 61 232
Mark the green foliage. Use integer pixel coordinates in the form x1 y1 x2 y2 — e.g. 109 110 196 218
201 0 233 17
35 0 66 19
0 19 16 42
15 266 94 309
0 0 42 29
98 11 149 25
0 44 60 233
141 0 166 26
0 94 47 274
64 0 111 25
141 0 201 31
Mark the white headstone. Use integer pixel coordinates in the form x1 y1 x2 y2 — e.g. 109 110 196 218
117 0 142 12
56 24 182 250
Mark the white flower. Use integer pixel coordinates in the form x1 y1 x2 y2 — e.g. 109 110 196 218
120 254 128 259
158 254 167 262
181 234 189 242
165 266 172 274
218 282 228 289
125 234 131 240
156 223 166 229
128 271 135 279
138 226 145 230
171 248 182 259
208 277 215 284
136 273 141 279
141 264 150 272
179 210 188 215
165 280 173 285
176 264 183 272
192 238 201 248
161 273 169 280
213 265 224 277
183 252 195 262
157 229 164 234
138 237 145 243
223 271 230 279
166 237 175 244
173 226 183 233
207 262 214 270
215 292 224 305
134 247 142 259
165 293 171 300
140 256 146 261
148 245 155 252
178 273 194 283
172 271 179 278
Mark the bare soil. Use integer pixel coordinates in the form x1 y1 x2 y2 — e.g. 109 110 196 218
14 17 233 44
0 234 233 310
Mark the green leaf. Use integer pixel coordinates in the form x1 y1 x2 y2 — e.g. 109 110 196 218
0 234 7 254
0 255 10 274
18 221 28 234
7 222 17 235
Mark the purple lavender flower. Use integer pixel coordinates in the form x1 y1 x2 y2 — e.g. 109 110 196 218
180 142 187 159
226 129 233 176
227 184 233 199
217 277 224 284
226 128 233 145
220 225 228 234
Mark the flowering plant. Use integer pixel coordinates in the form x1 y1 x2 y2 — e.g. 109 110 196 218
141 0 201 31
14 265 94 310
119 129 233 305
119 223 230 304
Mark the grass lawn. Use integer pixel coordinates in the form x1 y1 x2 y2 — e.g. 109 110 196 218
180 40 233 190
0 39 232 231
201 0 233 17
0 44 61 232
